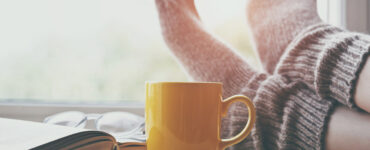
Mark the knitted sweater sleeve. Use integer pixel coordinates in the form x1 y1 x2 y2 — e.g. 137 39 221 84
277 23 370 108
155 0 259 97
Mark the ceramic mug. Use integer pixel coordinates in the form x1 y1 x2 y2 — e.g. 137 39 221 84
145 82 255 150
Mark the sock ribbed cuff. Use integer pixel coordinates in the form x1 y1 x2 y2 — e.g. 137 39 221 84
277 23 370 108
315 33 370 107
231 78 335 150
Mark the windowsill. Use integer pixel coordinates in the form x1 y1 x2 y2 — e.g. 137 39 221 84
0 102 145 122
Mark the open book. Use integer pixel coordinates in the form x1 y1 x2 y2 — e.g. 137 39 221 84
0 118 146 150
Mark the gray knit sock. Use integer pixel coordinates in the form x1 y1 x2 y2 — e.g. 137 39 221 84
246 0 322 73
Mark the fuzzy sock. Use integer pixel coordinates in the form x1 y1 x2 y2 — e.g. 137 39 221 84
246 0 322 73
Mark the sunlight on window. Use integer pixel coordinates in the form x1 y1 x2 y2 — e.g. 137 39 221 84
317 0 328 22
317 0 344 28
0 0 256 103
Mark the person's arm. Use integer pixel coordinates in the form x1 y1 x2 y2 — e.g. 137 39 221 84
155 0 259 97
326 106 370 150
355 57 370 112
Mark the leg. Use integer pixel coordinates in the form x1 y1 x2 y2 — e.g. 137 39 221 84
355 56 370 113
246 0 321 73
246 0 370 113
326 106 370 150
155 0 259 97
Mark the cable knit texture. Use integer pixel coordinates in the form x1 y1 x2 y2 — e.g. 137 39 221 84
154 0 370 149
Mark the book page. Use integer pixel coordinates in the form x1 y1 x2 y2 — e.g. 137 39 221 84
0 118 85 149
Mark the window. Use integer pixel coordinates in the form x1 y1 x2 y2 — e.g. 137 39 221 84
1 0 368 121
0 0 256 104
317 0 370 34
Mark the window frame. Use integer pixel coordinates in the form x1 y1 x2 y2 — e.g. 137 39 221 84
0 102 144 122
319 0 369 34
344 0 370 34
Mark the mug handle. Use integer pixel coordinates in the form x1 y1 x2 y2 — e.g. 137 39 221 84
219 95 256 150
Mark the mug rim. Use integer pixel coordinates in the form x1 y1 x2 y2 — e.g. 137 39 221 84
146 81 222 85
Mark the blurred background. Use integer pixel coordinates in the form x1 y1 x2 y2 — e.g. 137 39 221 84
0 0 368 103
0 0 258 103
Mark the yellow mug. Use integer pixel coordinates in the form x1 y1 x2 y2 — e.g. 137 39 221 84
145 82 255 150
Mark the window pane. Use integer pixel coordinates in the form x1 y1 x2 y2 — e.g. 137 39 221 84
0 0 256 103
317 0 346 28
317 0 329 22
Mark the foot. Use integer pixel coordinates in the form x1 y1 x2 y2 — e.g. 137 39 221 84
246 0 322 73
